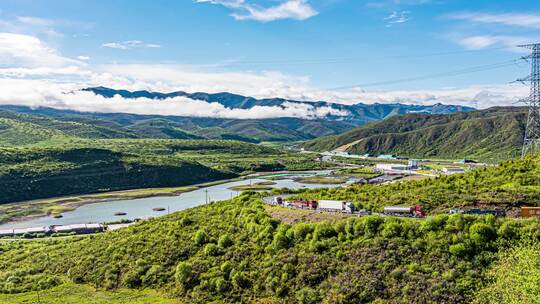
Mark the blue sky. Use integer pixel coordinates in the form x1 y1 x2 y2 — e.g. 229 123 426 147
0 0 538 116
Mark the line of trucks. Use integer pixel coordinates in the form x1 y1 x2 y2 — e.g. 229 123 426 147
271 197 513 218
271 197 426 218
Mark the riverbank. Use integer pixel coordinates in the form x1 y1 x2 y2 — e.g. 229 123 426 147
0 177 247 225
0 186 198 225
0 168 354 228
0 171 341 226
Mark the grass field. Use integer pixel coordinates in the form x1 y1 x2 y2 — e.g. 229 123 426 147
0 283 182 304
332 167 382 178
294 176 347 184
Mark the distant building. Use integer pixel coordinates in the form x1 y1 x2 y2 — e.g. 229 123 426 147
376 163 408 171
0 229 14 237
321 155 332 162
53 223 103 234
442 167 465 174
408 159 419 169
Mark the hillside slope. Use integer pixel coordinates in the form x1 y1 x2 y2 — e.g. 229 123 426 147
3 156 540 303
303 107 526 161
0 106 355 143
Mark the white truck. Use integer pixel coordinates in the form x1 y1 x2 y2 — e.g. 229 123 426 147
317 200 354 213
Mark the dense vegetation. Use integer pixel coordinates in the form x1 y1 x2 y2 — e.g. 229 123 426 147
303 107 526 162
2 156 540 302
1 191 540 303
0 138 328 204
293 154 540 214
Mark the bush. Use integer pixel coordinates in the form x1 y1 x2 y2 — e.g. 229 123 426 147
232 271 250 289
218 234 233 248
312 222 337 241
175 262 193 287
193 230 208 245
273 231 291 250
449 243 469 257
204 244 220 256
296 287 319 304
469 223 497 244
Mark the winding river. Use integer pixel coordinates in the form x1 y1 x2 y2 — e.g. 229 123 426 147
0 172 355 229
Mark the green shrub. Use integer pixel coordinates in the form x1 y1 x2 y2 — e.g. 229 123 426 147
175 262 193 287
218 234 233 248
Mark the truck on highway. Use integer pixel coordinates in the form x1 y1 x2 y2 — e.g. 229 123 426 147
383 205 425 218
318 200 354 213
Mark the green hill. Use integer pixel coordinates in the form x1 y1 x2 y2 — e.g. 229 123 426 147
2 155 540 303
0 111 137 146
0 106 356 144
302 107 526 162
0 139 324 205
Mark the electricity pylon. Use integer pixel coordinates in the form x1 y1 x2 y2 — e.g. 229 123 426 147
518 43 540 158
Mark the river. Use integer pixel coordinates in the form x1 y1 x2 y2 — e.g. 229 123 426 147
0 172 355 229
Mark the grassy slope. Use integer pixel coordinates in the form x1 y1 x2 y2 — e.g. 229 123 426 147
0 111 136 146
302 107 525 162
2 156 540 303
0 283 182 304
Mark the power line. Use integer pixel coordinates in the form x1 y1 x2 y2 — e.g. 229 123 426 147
218 46 512 68
320 59 519 91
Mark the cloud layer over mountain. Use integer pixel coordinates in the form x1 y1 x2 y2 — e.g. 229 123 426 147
0 79 350 119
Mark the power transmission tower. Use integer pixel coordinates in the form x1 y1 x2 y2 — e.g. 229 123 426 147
518 43 540 158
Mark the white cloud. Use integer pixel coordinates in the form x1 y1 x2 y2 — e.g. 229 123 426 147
77 55 90 61
196 0 318 22
306 84 527 109
102 40 161 50
384 10 411 27
98 63 311 95
0 79 348 119
0 16 63 39
0 32 82 68
457 35 531 51
448 12 540 29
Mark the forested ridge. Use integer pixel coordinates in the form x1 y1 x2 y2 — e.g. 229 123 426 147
2 155 540 303
302 107 526 162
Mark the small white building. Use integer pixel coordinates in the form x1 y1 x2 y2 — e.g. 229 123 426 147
408 159 419 169
442 167 465 175
0 229 14 237
376 163 409 171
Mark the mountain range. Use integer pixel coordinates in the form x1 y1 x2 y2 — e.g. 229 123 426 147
0 88 474 145
302 107 526 162
84 86 474 125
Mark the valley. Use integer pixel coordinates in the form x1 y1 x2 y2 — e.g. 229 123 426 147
2 2 540 303
2 154 540 303
1 101 539 303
